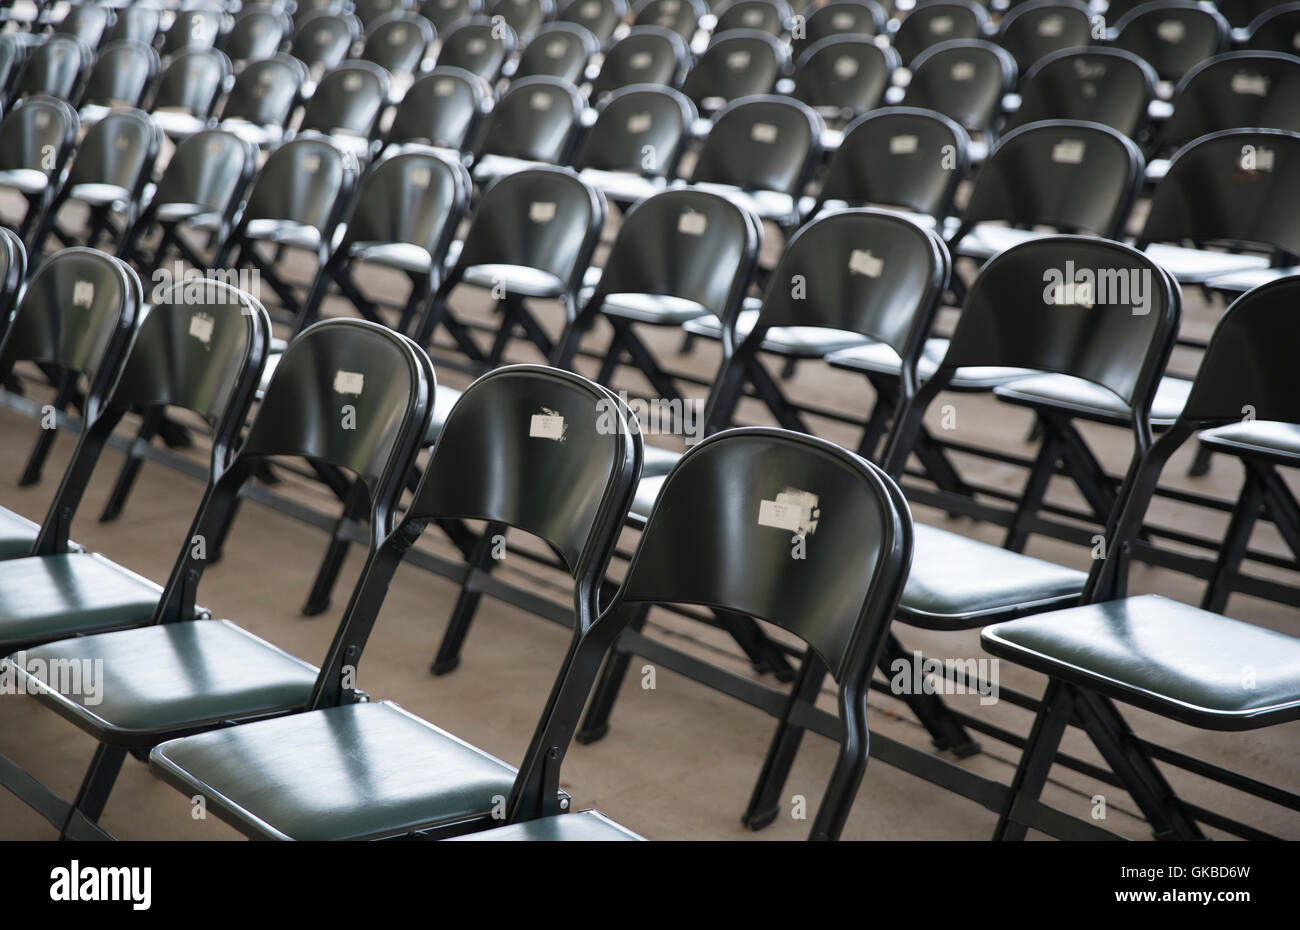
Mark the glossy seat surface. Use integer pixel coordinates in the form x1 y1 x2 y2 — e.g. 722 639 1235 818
1198 420 1300 462
0 507 38 560
681 307 868 357
449 809 644 840
826 336 1036 389
994 373 1193 426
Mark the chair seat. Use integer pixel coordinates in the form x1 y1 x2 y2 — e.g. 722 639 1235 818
423 384 463 445
1142 243 1269 284
67 182 130 207
1203 266 1300 295
149 700 519 840
577 167 666 204
77 104 111 126
994 373 1192 427
461 263 566 298
472 154 548 184
0 506 38 560
1144 157 1169 184
688 181 798 225
825 337 1036 389
325 130 374 159
803 198 943 231
600 292 709 325
982 594 1300 730
642 443 681 478
681 307 868 357
13 618 318 741
219 118 284 148
1198 420 1300 464
0 552 162 652
351 240 434 273
153 202 222 226
954 224 1046 262
0 168 49 194
449 809 644 841
244 219 323 251
150 109 207 139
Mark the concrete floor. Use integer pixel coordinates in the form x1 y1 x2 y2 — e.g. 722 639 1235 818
0 202 1297 841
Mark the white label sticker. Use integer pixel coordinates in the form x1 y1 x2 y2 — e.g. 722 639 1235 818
930 15 953 34
334 370 365 394
848 249 884 278
758 488 820 536
889 133 919 155
727 50 752 70
1156 18 1186 43
435 78 455 96
35 111 50 129
678 209 707 235
751 122 779 143
582 0 601 14
73 281 95 307
344 73 363 91
303 153 321 172
189 312 214 344
530 201 557 223
1231 72 1269 96
389 26 407 44
1037 15 1064 36
742 9 763 25
951 60 976 81
832 11 855 28
627 111 653 133
661 0 680 11
530 91 554 110
529 411 566 440
546 39 568 58
467 37 487 53
411 167 432 187
833 55 859 79
629 50 653 69
1051 139 1086 164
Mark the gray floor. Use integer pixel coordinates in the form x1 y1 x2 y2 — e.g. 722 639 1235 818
0 212 1297 841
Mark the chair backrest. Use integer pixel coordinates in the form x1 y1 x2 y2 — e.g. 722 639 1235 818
1113 0 1228 83
477 75 584 162
488 0 557 41
79 40 160 110
221 8 293 61
791 35 898 117
388 66 491 150
220 55 304 127
681 29 787 109
957 119 1142 243
354 0 414 28
291 10 363 70
361 11 435 74
717 0 792 36
884 235 1179 476
0 228 28 345
147 129 258 224
296 0 352 24
902 38 1017 133
559 0 627 43
1138 128 1300 260
238 136 358 237
449 166 604 298
591 25 688 96
160 8 223 55
632 0 706 40
996 0 1091 74
893 0 989 66
106 5 161 46
421 0 485 31
340 147 471 261
436 16 517 81
514 21 598 82
1243 2 1300 54
0 95 78 177
815 106 969 220
16 34 89 99
300 60 390 136
573 84 696 178
587 187 760 324
793 0 887 58
505 426 912 840
1158 52 1300 154
56 4 113 48
1007 47 1156 137
0 34 23 98
62 108 160 196
691 94 822 196
1215 0 1277 29
150 47 231 118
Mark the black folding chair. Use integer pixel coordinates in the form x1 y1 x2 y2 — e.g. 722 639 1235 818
159 8 223 56
354 0 415 29
590 25 689 98
360 10 436 77
146 46 233 141
12 33 90 100
53 3 113 49
488 0 556 42
0 95 78 246
296 59 392 160
219 6 293 63
513 20 598 82
901 38 1017 157
631 0 706 43
0 317 433 840
384 66 493 157
681 29 788 115
984 276 1300 840
104 4 160 47
75 40 160 126
470 75 584 185
436 15 518 82
557 0 626 45
791 0 886 60
1243 2 1300 54
1110 0 1228 85
147 363 639 840
420 0 485 32
212 55 307 149
892 0 989 66
572 83 696 207
995 0 1091 76
290 9 363 75
789 35 898 123
1006 47 1157 138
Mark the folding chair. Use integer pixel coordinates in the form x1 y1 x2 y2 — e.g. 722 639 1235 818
891 0 989 66
354 0 415 29
53 4 113 50
995 0 1091 75
487 0 556 42
214 136 360 330
513 20 598 82
295 59 391 160
0 33 24 106
360 10 436 78
384 66 493 156
1 317 434 840
12 33 90 101
215 54 308 149
295 0 353 27
470 75 584 185
1005 47 1157 137
791 0 886 60
631 0 706 43
296 146 471 335
147 363 639 841
572 84 696 207
558 0 626 45
550 188 760 405
0 95 78 246
417 166 605 367
75 40 161 126
435 15 518 82
716 0 790 36
420 0 485 32
681 29 788 115
146 46 233 141
983 276 1300 840
104 4 160 47
901 38 1017 157
1242 2 1300 54
789 35 898 124
158 8 223 56
590 25 689 97
27 108 161 258
290 10 363 74
219 6 293 63
1110 0 1228 85
948 119 1142 265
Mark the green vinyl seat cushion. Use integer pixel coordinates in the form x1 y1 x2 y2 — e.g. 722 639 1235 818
982 594 1300 730
994 373 1193 427
1197 421 1300 465
11 619 318 740
149 700 519 840
0 553 163 652
449 809 644 841
681 307 868 358
0 506 39 560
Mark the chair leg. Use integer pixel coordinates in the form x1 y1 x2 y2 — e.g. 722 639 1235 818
1200 470 1265 613
302 480 369 617
100 408 163 522
575 604 650 744
747 357 808 433
994 678 1076 841
881 634 980 757
742 650 828 830
430 522 505 675
609 318 683 403
1003 420 1065 552
1187 441 1214 477
60 743 127 839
